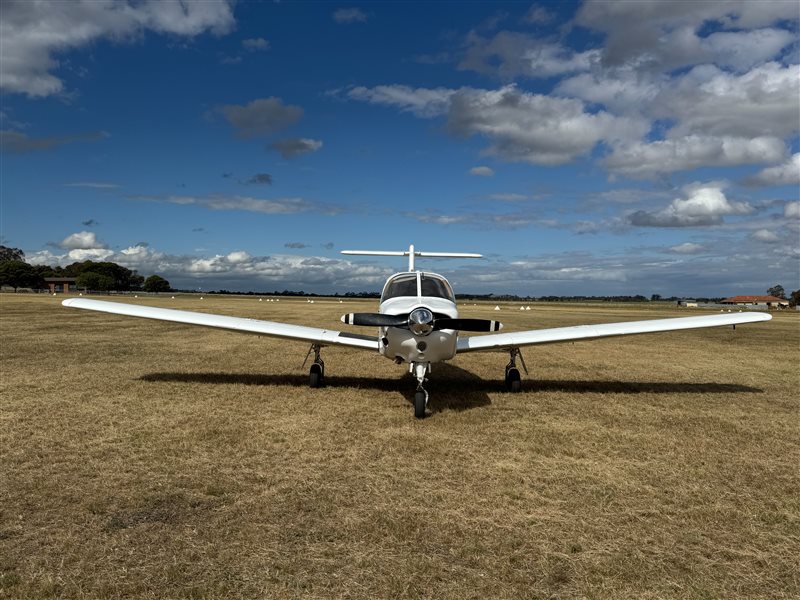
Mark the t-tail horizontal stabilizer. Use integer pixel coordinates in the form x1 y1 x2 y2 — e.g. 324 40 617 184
341 244 482 271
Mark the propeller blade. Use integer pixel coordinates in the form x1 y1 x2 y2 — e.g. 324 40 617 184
434 318 502 332
341 313 408 327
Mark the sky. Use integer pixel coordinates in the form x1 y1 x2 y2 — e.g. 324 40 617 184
1 0 799 297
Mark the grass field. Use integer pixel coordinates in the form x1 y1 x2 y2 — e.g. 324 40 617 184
1 293 798 599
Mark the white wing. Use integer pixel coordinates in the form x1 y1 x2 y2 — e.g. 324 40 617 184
456 312 771 353
62 298 378 350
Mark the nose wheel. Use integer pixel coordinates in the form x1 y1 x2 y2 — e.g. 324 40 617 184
411 362 430 418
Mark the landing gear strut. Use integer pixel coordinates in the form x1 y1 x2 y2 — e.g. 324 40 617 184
307 344 325 388
411 362 429 419
505 348 527 393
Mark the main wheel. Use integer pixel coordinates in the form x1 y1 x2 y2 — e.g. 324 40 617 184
309 365 323 388
414 390 427 419
505 368 521 393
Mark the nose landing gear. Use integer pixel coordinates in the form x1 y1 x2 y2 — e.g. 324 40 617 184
411 362 430 419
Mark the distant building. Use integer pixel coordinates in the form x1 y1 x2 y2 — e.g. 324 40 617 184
44 277 76 294
677 299 698 307
720 295 789 309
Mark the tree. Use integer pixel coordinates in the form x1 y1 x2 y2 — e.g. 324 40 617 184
76 271 114 292
143 274 170 293
790 289 800 308
64 261 143 291
0 246 24 263
0 260 43 291
767 284 786 299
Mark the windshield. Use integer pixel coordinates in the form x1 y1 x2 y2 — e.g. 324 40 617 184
381 273 455 302
421 274 454 302
382 274 418 301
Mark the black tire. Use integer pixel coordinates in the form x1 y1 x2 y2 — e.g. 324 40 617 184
505 368 521 393
414 390 426 419
309 366 323 388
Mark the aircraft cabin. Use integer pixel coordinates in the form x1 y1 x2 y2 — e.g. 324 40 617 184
381 272 455 303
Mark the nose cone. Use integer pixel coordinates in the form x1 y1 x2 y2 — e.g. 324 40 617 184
409 307 434 336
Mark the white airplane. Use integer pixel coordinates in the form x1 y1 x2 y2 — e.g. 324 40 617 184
63 244 771 418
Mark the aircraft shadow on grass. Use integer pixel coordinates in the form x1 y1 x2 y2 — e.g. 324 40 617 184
139 362 762 414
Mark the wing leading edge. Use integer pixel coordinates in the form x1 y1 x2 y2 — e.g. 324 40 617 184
456 311 772 353
62 298 379 350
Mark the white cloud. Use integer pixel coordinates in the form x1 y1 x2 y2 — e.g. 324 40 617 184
459 31 600 79
447 85 647 165
269 138 323 159
344 62 794 175
703 29 796 72
332 8 367 24
242 37 269 51
524 5 555 25
133 194 339 215
60 231 106 250
747 153 800 187
345 83 647 166
30 244 393 291
345 85 455 117
574 1 798 69
0 0 235 97
1 130 108 153
628 183 754 227
220 97 303 138
64 182 120 189
488 193 526 201
750 229 781 243
226 251 251 263
785 202 800 219
605 135 786 178
469 166 494 176
657 63 800 139
668 242 706 254
504 259 627 282
409 211 558 230
556 68 665 114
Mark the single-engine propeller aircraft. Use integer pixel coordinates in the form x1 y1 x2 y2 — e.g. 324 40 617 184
63 244 771 418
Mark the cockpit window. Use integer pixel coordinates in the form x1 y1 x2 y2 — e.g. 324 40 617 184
421 274 454 301
382 274 418 301
382 273 455 302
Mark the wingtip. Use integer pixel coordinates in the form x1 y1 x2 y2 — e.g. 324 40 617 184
62 298 77 307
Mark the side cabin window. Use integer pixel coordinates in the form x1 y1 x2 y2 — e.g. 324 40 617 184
382 274 418 301
421 274 455 302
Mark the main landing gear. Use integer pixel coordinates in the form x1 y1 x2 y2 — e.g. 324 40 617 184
505 348 527 393
411 362 430 419
305 344 325 388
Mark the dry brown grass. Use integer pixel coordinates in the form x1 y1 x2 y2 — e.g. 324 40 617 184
1 293 798 599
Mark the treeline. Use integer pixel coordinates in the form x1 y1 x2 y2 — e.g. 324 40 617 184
0 245 170 292
456 293 662 302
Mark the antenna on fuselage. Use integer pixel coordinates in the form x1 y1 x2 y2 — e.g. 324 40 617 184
341 244 482 272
